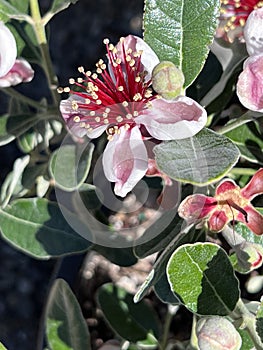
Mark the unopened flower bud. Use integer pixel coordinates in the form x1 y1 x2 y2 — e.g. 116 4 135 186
152 61 185 99
196 317 242 350
234 241 263 272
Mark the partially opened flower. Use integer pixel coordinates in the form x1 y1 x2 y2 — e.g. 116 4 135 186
0 21 17 77
216 0 263 42
178 168 263 235
0 58 34 87
60 35 207 197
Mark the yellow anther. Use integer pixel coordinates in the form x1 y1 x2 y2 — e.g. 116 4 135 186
69 78 75 84
122 101 129 107
95 117 101 122
73 116 80 122
126 113 132 119
133 93 142 101
104 119 109 124
64 87 70 93
117 86 124 91
116 116 123 122
72 101 79 110
96 99 102 105
78 66 85 73
103 38 110 45
90 111 96 116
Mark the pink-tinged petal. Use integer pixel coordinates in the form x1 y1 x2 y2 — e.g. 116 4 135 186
0 58 34 87
208 210 229 232
237 204 263 235
178 194 217 221
60 95 108 138
136 96 207 140
102 125 148 197
215 179 238 195
236 54 263 112
241 168 263 199
0 21 17 77
116 35 159 81
244 8 263 56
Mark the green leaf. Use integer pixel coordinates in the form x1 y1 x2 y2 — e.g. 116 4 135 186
167 242 240 315
143 0 220 87
46 0 79 21
0 114 40 146
49 143 94 191
134 226 205 303
46 279 91 350
0 198 92 258
9 0 29 13
256 299 263 344
154 128 240 186
0 343 8 350
0 0 25 22
154 273 180 304
97 283 160 342
225 121 263 164
94 245 138 267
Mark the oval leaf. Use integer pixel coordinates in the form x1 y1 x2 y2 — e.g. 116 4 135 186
49 143 94 191
167 242 240 315
97 283 160 342
154 128 240 186
0 198 92 258
46 279 91 350
143 0 220 87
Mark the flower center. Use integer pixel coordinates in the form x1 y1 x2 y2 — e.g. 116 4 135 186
58 38 154 139
220 0 263 29
216 188 249 221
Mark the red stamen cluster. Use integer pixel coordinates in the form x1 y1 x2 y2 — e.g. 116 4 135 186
58 38 154 139
220 0 263 30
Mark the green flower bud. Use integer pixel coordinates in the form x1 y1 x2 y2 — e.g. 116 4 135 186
196 317 242 350
152 61 185 99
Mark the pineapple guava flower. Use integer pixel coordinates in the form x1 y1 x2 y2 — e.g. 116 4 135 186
236 8 263 111
0 21 17 77
59 35 207 197
216 0 263 42
178 168 263 235
0 58 34 87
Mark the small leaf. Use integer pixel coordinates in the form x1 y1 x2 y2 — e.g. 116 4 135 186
154 128 240 186
238 329 254 350
0 114 39 146
225 121 263 164
46 0 79 20
143 0 220 87
167 242 240 315
46 279 91 350
0 0 25 21
0 198 92 258
97 283 160 342
0 343 8 350
49 143 94 191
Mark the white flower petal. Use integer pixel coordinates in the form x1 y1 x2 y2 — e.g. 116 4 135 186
0 58 34 87
102 125 148 197
0 21 17 77
136 96 207 140
244 8 263 56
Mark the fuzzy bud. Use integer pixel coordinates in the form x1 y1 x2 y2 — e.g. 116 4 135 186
152 61 185 99
196 317 242 350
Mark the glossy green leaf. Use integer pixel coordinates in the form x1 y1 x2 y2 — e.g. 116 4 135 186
0 198 92 259
225 121 263 164
0 114 39 146
134 226 205 303
256 299 263 343
0 343 7 350
9 0 29 12
154 128 240 186
167 242 240 315
49 143 94 191
154 273 180 304
143 0 220 87
97 283 160 342
94 245 137 267
46 279 91 350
